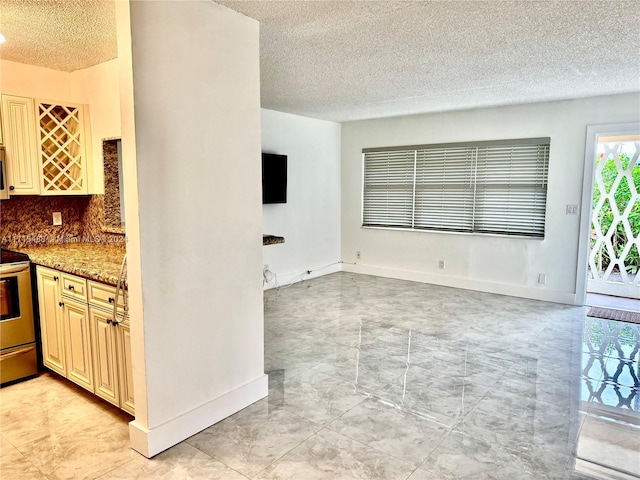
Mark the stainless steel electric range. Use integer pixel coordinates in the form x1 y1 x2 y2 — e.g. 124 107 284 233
0 248 37 385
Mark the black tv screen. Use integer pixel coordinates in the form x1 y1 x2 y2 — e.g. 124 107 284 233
262 153 287 204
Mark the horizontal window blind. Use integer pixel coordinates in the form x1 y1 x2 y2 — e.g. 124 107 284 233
362 150 415 228
362 138 550 238
414 146 475 232
474 143 549 237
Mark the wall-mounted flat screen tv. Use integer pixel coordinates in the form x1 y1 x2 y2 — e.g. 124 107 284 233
262 153 287 204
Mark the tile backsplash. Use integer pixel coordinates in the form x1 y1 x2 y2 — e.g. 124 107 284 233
0 195 125 248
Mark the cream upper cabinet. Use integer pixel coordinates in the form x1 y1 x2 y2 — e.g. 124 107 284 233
36 100 90 195
0 94 92 196
1 95 40 195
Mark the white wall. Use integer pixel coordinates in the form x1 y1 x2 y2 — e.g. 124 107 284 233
261 109 341 286
341 93 640 304
0 60 72 100
71 59 122 193
124 0 266 457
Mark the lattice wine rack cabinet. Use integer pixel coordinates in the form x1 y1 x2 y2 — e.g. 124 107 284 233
37 101 89 194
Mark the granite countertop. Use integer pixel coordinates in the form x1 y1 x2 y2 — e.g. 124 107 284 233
263 234 285 246
17 235 280 285
17 243 126 287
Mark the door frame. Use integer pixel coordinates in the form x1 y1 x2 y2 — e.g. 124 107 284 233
575 122 640 305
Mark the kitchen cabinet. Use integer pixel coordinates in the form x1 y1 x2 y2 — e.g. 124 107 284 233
0 94 91 196
37 100 90 195
117 321 135 415
61 297 93 391
35 266 133 413
1 95 40 194
36 267 66 376
36 266 93 392
88 279 133 414
90 306 119 406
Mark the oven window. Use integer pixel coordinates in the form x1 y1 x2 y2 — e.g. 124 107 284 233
0 277 20 320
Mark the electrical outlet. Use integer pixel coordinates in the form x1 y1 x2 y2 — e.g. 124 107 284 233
356 251 361 260
538 273 547 285
263 264 273 283
438 260 445 269
52 212 62 226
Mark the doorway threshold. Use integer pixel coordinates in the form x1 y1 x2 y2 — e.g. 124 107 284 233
586 292 640 312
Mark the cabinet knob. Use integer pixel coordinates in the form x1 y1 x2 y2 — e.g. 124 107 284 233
108 297 115 304
53 276 59 281
112 319 120 326
68 285 75 291
106 318 112 325
58 301 64 307
9 186 14 191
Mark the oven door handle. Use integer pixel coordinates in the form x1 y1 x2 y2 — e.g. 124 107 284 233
0 345 36 360
0 263 30 275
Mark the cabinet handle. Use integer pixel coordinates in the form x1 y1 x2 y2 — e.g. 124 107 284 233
58 301 64 307
53 276 59 281
68 285 75 291
108 297 115 304
9 186 14 191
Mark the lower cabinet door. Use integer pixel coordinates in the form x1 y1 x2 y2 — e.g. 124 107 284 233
62 298 93 392
90 307 119 406
36 267 66 376
117 322 135 415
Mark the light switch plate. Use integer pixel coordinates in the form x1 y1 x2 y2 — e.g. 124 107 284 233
566 204 579 215
52 212 62 226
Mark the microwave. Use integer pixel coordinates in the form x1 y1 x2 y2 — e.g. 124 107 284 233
0 146 8 200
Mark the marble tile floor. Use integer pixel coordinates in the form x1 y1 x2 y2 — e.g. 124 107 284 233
2 272 639 479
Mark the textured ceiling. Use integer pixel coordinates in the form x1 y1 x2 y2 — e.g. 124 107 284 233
217 0 640 122
1 1 637 121
0 0 117 72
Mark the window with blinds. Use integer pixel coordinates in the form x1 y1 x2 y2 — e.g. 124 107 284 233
362 138 550 238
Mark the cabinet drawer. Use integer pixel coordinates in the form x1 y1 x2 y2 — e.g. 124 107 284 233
87 281 125 313
61 273 87 301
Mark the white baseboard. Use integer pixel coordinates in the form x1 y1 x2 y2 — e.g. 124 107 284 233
342 263 577 305
263 262 342 290
129 373 268 458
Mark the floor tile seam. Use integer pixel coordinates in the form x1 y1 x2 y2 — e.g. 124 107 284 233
12 431 52 451
0 432 19 452
308 364 360 385
8 442 55 480
404 465 421 480
475 383 586 417
452 395 581 443
463 403 579 431
183 441 252 479
455 368 505 423
320 422 428 472
445 419 579 464
249 425 325 478
91 455 140 480
413 424 455 472
272 387 371 425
